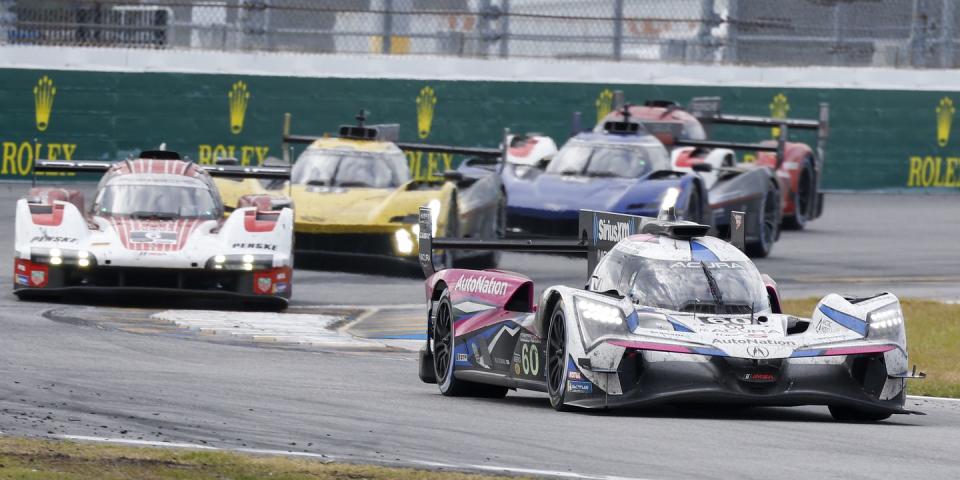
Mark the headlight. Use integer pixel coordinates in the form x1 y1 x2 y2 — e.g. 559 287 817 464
30 247 96 267
207 254 272 270
427 199 442 236
394 228 414 254
575 297 626 345
635 312 673 331
867 303 906 343
659 187 680 215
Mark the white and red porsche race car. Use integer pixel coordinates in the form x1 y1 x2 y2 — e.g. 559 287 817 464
14 151 293 308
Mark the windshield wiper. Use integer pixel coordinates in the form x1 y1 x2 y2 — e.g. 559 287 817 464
699 261 724 309
130 211 177 220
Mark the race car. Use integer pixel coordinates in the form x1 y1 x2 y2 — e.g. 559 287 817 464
15 151 294 308
216 111 506 269
414 207 924 420
502 109 783 257
603 96 830 230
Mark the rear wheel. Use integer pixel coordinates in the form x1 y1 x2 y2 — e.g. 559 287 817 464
545 301 571 411
783 157 815 230
745 185 780 258
433 289 507 398
828 405 892 422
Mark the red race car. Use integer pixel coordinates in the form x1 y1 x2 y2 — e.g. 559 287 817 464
601 96 829 230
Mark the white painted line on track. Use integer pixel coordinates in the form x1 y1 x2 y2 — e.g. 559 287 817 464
54 435 644 479
908 395 960 403
289 303 424 310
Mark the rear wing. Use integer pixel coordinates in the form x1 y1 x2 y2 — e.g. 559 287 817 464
281 112 505 164
33 160 291 182
418 207 748 278
639 122 780 154
687 96 830 171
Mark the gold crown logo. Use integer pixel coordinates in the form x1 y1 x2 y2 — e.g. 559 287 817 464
769 93 789 139
596 89 614 124
416 86 437 139
937 97 955 147
33 76 56 132
228 81 250 134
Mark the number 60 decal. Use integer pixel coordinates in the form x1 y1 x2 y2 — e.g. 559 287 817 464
521 343 540 376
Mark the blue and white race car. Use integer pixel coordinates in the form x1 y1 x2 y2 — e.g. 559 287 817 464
415 207 924 420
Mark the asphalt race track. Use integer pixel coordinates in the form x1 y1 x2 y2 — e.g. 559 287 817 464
1 183 959 479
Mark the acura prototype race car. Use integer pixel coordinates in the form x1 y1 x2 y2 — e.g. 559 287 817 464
15 151 294 308
414 207 924 420
216 111 505 269
502 108 784 257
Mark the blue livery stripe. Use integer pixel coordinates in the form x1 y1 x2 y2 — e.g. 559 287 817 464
692 347 728 356
790 349 824 358
690 241 719 262
818 304 869 336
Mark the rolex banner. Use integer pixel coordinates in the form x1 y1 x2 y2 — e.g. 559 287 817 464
0 67 957 190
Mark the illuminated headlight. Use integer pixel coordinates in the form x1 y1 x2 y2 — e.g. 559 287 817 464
241 254 255 264
78 258 90 268
214 255 226 264
659 187 680 214
395 228 414 254
49 248 62 258
49 256 63 266
242 263 254 271
575 297 627 344
867 303 905 342
427 199 442 236
77 250 89 260
207 254 272 270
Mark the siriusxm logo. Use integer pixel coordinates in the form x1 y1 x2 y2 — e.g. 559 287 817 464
454 275 509 296
597 219 630 243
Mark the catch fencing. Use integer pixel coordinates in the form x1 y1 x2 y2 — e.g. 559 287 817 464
2 0 959 68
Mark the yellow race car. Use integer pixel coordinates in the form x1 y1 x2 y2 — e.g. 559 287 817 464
216 112 506 269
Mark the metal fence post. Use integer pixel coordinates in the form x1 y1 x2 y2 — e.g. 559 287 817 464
499 0 510 58
613 0 624 61
382 0 393 54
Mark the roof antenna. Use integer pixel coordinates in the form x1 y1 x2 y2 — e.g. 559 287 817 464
620 103 632 123
355 110 368 127
158 142 167 151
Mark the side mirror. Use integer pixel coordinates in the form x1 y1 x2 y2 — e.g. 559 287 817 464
537 155 553 168
691 162 713 173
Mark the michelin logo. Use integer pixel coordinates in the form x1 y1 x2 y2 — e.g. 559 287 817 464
597 218 630 242
454 274 509 296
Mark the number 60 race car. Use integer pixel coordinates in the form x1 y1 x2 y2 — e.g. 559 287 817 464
14 151 294 309
414 207 925 421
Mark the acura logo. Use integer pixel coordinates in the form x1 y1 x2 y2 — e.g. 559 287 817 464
747 346 769 358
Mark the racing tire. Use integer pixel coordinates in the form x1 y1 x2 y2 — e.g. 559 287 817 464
745 184 780 258
782 157 815 230
545 300 571 412
433 289 508 398
827 405 892 422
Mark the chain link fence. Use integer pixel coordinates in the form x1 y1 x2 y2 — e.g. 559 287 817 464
1 0 959 68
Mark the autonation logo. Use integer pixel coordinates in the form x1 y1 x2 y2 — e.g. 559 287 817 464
597 218 630 242
454 275 509 296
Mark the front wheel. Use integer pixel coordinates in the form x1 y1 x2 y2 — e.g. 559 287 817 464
783 157 816 230
545 300 571 411
745 185 780 258
433 289 507 398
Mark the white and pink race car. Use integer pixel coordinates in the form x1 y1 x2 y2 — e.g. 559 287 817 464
14 151 293 308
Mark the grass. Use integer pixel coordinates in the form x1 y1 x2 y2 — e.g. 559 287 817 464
781 297 960 398
0 436 522 480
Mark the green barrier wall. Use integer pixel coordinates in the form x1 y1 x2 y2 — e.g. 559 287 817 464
1 67 958 190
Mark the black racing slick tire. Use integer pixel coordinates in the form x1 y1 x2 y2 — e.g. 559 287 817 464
745 184 780 258
433 289 508 398
783 157 816 230
828 405 892 422
545 300 571 411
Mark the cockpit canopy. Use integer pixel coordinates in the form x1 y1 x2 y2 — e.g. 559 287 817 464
546 138 670 179
590 239 771 315
292 147 411 189
93 175 222 220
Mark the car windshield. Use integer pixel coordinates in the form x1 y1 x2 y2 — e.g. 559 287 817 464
593 247 770 314
546 142 668 178
93 183 220 220
292 149 411 188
